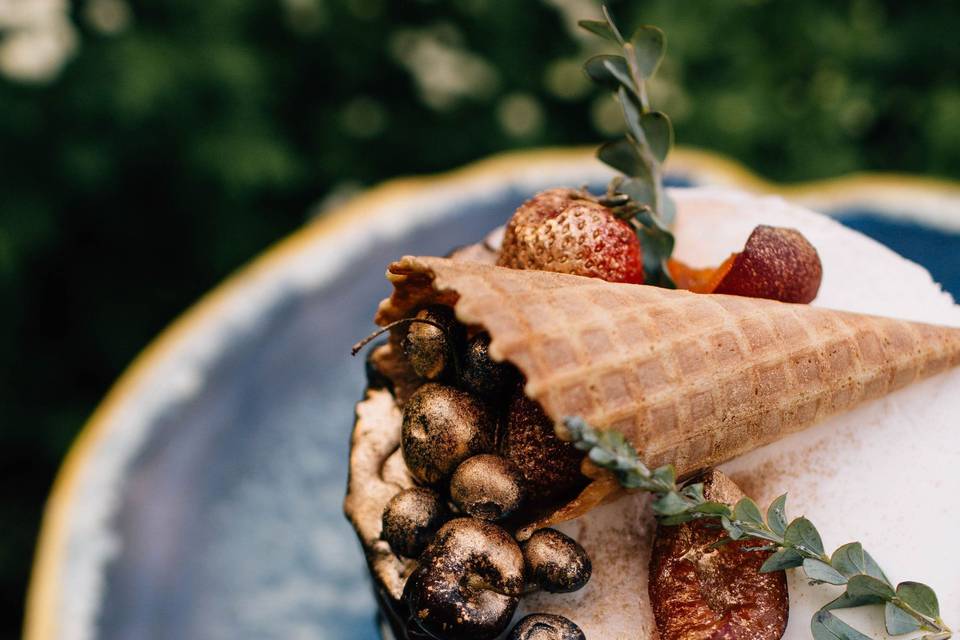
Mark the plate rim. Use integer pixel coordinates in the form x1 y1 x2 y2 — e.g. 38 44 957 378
23 145 960 640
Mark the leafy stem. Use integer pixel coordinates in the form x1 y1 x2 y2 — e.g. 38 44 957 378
578 6 676 288
563 416 953 640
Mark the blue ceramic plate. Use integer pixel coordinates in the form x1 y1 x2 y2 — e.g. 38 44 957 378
26 148 960 640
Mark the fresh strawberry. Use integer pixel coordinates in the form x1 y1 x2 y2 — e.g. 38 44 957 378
497 188 645 284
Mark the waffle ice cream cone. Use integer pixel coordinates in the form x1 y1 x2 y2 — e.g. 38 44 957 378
377 256 960 479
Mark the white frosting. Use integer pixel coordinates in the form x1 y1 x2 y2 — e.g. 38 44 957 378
515 188 960 639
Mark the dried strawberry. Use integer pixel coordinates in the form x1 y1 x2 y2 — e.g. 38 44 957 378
497 188 645 284
501 385 587 509
669 225 822 303
713 225 822 303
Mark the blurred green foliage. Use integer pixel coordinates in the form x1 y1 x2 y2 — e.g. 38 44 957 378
1 0 959 634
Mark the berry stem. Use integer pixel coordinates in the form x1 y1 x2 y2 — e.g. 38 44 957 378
350 318 449 356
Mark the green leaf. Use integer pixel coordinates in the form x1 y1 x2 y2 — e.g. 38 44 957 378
733 497 765 528
766 494 788 537
691 501 731 516
721 515 743 540
584 54 635 93
588 446 615 466
653 491 689 517
583 55 633 92
885 602 923 635
597 138 644 177
784 517 825 556
863 549 891 585
619 468 652 490
896 582 940 619
635 221 676 288
847 574 895 601
640 111 673 163
811 610 872 640
681 482 705 503
823 591 888 611
629 25 665 79
761 547 805 572
616 177 656 208
600 5 625 43
652 464 675 488
618 87 645 148
578 19 619 43
658 512 697 526
803 558 849 585
831 542 868 579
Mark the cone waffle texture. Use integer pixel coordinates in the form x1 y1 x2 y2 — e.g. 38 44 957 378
377 256 960 477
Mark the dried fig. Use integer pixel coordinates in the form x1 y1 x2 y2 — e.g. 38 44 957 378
649 470 789 640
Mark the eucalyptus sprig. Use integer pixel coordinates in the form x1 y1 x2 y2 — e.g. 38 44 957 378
579 6 676 288
564 417 953 640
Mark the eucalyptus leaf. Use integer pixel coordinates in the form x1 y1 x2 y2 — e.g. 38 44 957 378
885 601 923 635
896 582 940 619
618 468 649 490
761 547 805 572
733 497 765 527
616 176 655 207
804 558 849 585
811 610 873 640
603 58 636 92
721 515 743 540
583 55 633 92
681 482 705 503
658 512 696 526
831 542 868 579
618 87 645 147
863 549 891 585
640 112 672 163
653 491 689 517
847 574 896 601
629 25 665 79
597 138 644 177
635 223 676 288
652 464 675 487
578 19 619 43
823 591 888 611
766 494 788 537
600 5 625 43
588 446 615 466
691 501 732 516
784 517 825 556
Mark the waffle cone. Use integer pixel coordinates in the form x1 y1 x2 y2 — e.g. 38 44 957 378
377 256 960 477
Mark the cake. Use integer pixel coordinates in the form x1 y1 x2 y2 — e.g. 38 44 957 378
344 187 960 640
